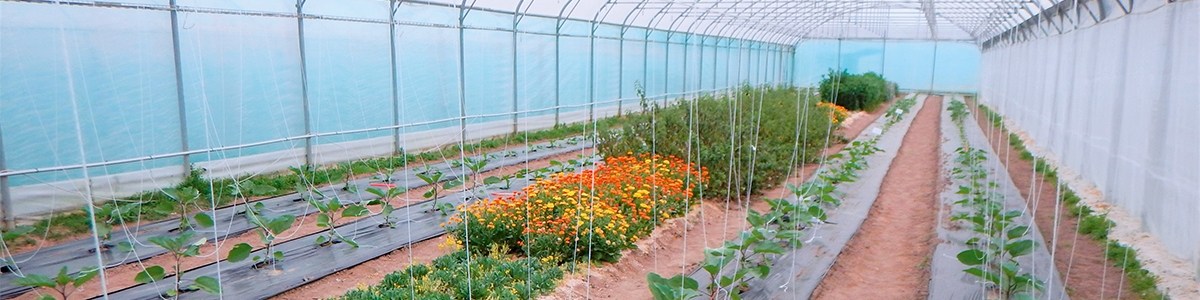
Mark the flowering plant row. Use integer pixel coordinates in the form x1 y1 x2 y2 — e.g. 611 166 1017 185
446 154 707 263
817 101 851 124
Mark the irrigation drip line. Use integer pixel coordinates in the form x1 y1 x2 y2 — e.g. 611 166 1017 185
0 139 590 299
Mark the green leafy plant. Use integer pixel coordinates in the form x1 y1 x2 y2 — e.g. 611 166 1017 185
415 169 463 215
818 69 896 111
598 84 833 199
340 247 563 300
136 230 221 297
13 266 99 300
948 103 1043 299
365 186 406 228
461 157 491 198
648 198 813 299
975 103 1165 299
227 202 296 269
306 194 368 248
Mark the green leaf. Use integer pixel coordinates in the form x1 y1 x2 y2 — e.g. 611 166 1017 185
754 241 786 255
1005 240 1035 257
422 190 436 199
483 176 502 185
443 179 463 189
116 241 135 253
12 274 55 288
341 205 370 218
191 276 222 295
227 243 252 263
964 267 1002 285
73 267 100 287
194 212 215 229
134 266 166 284
316 214 332 228
266 215 296 235
956 249 987 266
273 251 285 262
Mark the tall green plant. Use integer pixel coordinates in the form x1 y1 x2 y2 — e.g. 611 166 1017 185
598 84 832 199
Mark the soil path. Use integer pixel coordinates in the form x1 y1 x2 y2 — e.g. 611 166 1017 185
967 98 1135 299
539 96 899 300
812 95 942 299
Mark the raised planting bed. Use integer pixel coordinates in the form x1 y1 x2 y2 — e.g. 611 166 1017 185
1 138 590 299
927 95 1067 300
94 154 601 299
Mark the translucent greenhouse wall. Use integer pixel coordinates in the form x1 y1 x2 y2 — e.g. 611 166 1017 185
792 39 981 93
979 0 1200 278
0 1 794 224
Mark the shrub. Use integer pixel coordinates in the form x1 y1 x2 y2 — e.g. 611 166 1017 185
818 69 895 111
447 154 706 264
597 85 832 199
340 249 562 300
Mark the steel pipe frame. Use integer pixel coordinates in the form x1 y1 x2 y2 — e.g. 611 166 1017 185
0 125 9 229
390 0 403 154
296 0 314 167
0 5 778 184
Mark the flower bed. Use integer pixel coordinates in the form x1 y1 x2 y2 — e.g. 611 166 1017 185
447 154 707 263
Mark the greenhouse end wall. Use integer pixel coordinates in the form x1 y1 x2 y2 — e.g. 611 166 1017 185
979 0 1200 279
0 1 794 224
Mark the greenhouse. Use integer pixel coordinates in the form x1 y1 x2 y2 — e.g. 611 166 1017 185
0 0 1196 299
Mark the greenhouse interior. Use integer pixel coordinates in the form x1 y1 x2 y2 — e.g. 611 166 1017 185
0 0 1197 299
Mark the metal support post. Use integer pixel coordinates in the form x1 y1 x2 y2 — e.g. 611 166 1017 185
0 125 11 229
169 0 190 174
553 23 561 125
511 4 520 134
663 34 670 106
296 0 314 166
682 34 689 99
588 21 596 123
457 4 469 146
616 29 624 117
389 1 402 154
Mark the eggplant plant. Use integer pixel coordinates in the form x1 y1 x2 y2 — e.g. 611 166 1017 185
947 105 1043 299
483 174 515 190
336 162 357 193
647 199 811 300
227 202 296 269
461 157 490 198
415 169 462 215
365 186 406 228
13 266 99 300
136 231 221 297
306 194 369 248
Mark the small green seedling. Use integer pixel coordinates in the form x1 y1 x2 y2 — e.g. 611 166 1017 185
306 194 368 248
415 170 462 215
228 202 296 269
365 186 407 228
137 230 221 297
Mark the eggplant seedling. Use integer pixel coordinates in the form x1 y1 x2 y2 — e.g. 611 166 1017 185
365 186 406 228
306 193 369 248
415 170 462 215
227 202 296 269
137 231 221 297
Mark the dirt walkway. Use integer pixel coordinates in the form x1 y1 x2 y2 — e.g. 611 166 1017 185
968 99 1135 299
812 95 942 299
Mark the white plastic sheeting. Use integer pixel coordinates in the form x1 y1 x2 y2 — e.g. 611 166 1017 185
979 0 1200 280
